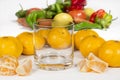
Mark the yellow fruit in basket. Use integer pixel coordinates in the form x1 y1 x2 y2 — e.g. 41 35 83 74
47 27 71 49
74 29 99 49
0 36 23 58
16 32 45 55
52 13 73 27
0 55 18 76
84 8 95 17
98 40 120 67
16 58 32 76
79 35 105 57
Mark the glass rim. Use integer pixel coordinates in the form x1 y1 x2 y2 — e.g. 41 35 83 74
33 19 74 28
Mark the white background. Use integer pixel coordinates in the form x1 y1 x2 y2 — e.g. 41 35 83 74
0 0 120 80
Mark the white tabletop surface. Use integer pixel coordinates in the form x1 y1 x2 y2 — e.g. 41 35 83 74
0 0 120 80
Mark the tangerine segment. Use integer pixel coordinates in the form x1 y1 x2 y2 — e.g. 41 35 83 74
78 59 92 72
16 58 32 76
87 60 108 73
0 56 18 76
78 53 108 73
88 53 108 64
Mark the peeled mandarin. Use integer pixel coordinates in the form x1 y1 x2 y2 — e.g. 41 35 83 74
78 59 92 72
16 58 32 76
0 55 18 76
78 53 108 73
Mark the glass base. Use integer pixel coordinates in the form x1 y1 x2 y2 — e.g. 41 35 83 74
34 54 73 71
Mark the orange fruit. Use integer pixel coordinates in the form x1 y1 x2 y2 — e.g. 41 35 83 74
98 40 120 67
0 36 23 58
16 32 45 55
16 58 32 76
79 35 105 57
47 27 71 49
0 55 18 76
74 29 99 49
36 29 50 43
78 53 108 73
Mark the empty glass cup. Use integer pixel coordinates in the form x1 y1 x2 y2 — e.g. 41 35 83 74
33 19 74 71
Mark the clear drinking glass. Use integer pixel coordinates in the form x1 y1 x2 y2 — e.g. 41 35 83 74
33 19 74 71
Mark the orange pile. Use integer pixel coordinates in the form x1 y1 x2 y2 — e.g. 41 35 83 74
16 32 45 55
79 35 105 57
74 29 99 50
